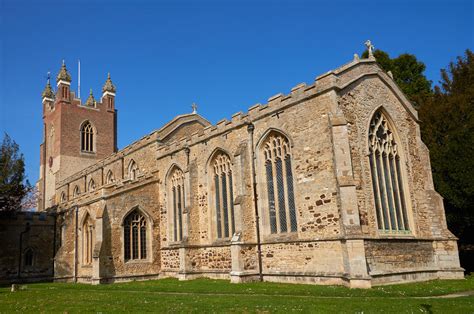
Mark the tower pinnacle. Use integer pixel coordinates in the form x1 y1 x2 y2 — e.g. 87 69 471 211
85 89 96 107
42 72 54 99
56 60 72 83
102 73 116 93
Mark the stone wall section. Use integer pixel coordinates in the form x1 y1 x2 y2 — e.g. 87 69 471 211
0 212 56 283
50 56 463 287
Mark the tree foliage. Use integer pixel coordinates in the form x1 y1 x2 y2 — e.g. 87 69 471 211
362 49 432 108
0 133 31 212
418 50 474 245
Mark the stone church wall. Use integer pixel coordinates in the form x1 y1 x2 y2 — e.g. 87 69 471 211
0 212 56 284
50 56 463 286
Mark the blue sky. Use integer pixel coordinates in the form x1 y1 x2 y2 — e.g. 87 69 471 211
0 0 472 185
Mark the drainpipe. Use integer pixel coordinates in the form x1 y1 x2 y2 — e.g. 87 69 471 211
52 211 57 278
74 206 78 283
247 123 263 282
18 222 31 280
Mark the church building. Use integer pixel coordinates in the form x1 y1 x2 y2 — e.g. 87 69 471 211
37 46 463 288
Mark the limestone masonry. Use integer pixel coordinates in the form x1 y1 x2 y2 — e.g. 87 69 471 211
35 49 463 288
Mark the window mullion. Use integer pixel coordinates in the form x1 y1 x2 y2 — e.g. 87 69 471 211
383 153 399 231
271 159 281 233
370 152 384 230
376 151 391 231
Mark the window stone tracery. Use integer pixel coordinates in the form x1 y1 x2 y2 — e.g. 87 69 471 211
262 132 297 234
123 210 147 261
169 167 185 242
368 110 410 232
81 121 94 152
212 152 235 239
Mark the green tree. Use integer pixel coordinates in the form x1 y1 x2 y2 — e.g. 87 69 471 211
418 50 474 245
0 133 31 212
362 49 432 108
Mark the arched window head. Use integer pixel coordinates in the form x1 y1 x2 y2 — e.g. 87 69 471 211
211 152 235 239
73 186 81 198
88 179 96 191
82 214 94 265
169 167 185 242
261 131 297 234
60 192 67 203
81 121 95 153
368 109 410 233
123 209 147 260
128 160 138 180
24 248 34 267
105 170 114 184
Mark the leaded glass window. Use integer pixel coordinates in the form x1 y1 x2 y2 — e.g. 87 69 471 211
212 152 235 238
368 110 410 233
262 132 297 234
124 210 147 261
170 167 185 242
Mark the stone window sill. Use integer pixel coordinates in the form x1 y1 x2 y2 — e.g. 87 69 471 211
262 232 298 243
124 259 152 265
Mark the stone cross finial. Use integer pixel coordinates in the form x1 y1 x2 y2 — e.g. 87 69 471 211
47 71 51 84
192 102 198 114
365 40 375 58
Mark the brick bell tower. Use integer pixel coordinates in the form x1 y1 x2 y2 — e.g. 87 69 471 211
37 61 117 211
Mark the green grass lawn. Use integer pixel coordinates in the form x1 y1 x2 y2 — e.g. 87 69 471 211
0 276 473 313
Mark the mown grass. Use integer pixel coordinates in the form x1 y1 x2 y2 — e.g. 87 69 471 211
0 275 473 313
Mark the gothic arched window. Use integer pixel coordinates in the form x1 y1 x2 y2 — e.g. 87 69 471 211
123 210 147 260
128 160 138 180
261 132 297 234
88 179 96 191
73 185 81 198
81 121 94 152
24 248 34 267
169 167 185 242
60 192 67 203
105 170 114 184
368 109 410 232
211 152 235 238
82 213 94 265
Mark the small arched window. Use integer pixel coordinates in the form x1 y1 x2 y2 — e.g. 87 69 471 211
73 185 81 198
211 152 235 238
81 121 94 152
88 179 96 191
105 170 114 184
128 160 138 180
60 192 67 203
261 132 297 234
24 248 34 267
169 167 185 242
123 210 147 260
82 214 94 265
368 109 409 232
